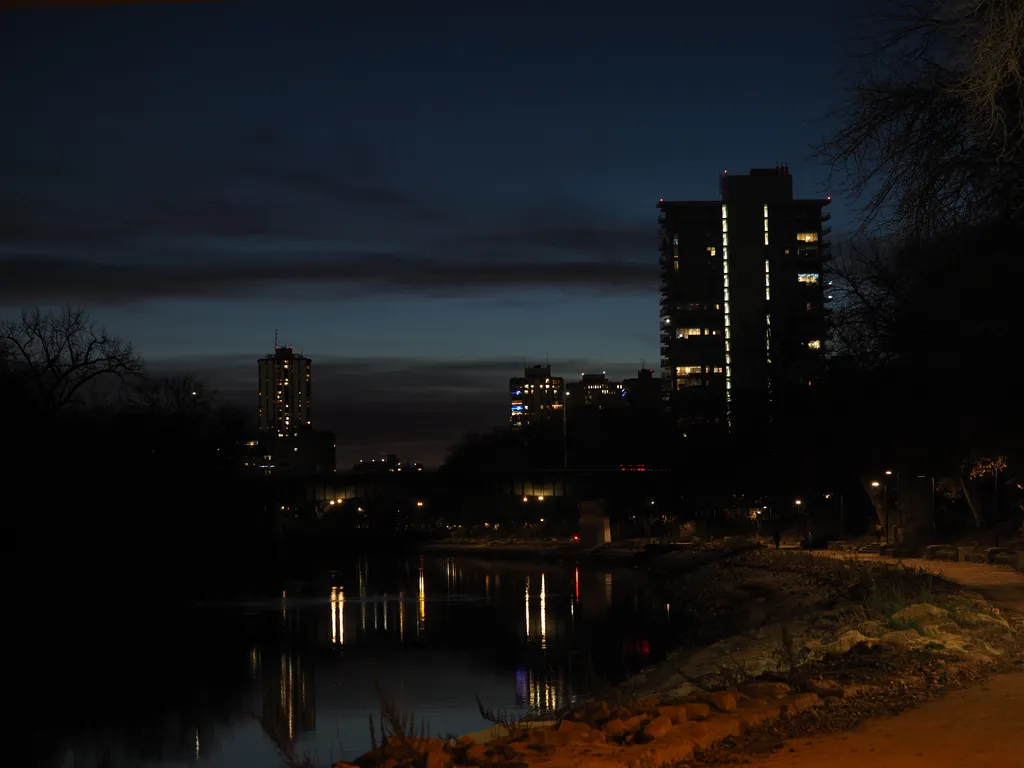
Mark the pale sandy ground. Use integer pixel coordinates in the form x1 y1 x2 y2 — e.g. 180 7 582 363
746 553 1024 768
747 672 1024 768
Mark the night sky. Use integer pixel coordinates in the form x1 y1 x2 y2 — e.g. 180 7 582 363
1 0 856 466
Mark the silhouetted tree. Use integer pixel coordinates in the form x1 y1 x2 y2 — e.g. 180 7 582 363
0 306 142 415
818 0 1024 239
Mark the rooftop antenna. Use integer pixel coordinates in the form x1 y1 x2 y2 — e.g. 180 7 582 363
274 328 279 350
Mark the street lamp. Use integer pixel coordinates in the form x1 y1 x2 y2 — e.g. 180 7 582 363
871 480 889 544
884 469 901 539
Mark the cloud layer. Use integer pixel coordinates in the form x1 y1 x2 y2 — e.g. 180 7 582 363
1 131 658 305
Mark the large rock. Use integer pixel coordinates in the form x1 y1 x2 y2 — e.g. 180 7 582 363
892 604 948 624
858 619 885 637
955 610 1013 639
880 629 929 649
641 715 675 740
708 692 737 712
824 629 871 654
739 682 790 700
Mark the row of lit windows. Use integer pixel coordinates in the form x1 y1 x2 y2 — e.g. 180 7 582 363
676 327 722 339
721 205 732 418
676 365 725 376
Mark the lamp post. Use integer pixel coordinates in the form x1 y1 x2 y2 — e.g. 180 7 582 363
871 480 887 544
885 469 901 533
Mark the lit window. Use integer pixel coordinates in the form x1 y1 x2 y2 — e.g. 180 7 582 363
673 236 679 246
676 366 702 376
721 205 728 219
677 328 702 339
764 218 769 232
797 273 819 284
673 258 679 272
722 219 728 233
765 287 771 300
723 233 728 246
808 340 822 350
764 232 769 245
712 366 724 374
796 232 819 243
763 205 769 218
707 247 716 257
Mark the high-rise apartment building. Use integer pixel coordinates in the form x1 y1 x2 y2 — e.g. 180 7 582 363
258 345 312 436
658 166 830 435
509 364 564 430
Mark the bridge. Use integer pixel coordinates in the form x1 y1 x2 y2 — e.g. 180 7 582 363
277 467 678 508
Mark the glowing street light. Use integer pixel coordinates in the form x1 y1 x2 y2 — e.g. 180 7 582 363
871 481 880 487
794 499 802 506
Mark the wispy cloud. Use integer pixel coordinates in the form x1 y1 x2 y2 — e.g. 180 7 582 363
0 253 656 304
1 127 657 305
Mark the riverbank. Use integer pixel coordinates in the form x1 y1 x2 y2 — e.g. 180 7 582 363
419 536 761 570
341 547 1022 768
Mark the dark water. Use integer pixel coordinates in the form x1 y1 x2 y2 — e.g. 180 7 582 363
40 556 686 768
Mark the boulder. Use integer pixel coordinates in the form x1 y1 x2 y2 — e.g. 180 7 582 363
825 630 871 654
806 679 843 698
602 718 627 736
891 604 948 624
641 715 675 740
858 620 884 637
956 611 1013 638
739 682 790 700
680 702 710 720
880 629 928 649
708 692 737 712
656 705 688 724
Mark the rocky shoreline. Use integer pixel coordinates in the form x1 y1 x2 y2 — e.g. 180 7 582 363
336 549 1021 768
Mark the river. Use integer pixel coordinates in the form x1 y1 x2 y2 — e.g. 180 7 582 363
39 555 687 768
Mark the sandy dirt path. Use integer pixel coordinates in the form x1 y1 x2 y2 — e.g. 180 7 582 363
745 672 1024 768
740 552 1024 767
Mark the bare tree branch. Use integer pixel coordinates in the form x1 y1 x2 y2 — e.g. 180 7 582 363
818 0 1024 241
0 307 143 413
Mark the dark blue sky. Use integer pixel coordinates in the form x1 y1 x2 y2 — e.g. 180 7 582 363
1 0 857 465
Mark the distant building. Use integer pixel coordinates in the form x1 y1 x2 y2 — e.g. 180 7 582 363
621 368 663 410
509 364 565 430
566 373 623 412
258 345 312 436
254 342 334 475
249 431 336 475
352 454 422 473
658 166 830 435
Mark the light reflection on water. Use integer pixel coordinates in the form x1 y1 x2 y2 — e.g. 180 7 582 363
54 556 684 768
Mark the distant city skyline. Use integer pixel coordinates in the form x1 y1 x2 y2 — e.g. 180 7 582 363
1 0 859 465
